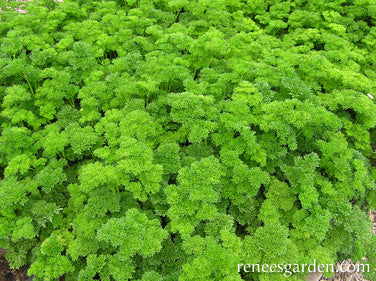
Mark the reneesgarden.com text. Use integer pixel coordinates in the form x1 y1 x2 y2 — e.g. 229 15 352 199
238 260 370 277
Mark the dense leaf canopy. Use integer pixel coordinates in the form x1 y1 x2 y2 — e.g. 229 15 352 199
1 0 376 280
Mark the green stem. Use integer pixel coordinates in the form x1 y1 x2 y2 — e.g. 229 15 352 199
175 9 181 23
23 75 35 95
89 148 95 158
296 129 303 137
69 98 75 107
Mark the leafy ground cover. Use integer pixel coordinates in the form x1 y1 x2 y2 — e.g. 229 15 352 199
1 0 376 280
0 248 30 281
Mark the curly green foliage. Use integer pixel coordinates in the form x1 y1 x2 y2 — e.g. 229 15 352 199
1 0 376 280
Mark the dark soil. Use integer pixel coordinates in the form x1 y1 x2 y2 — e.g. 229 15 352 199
0 249 30 281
